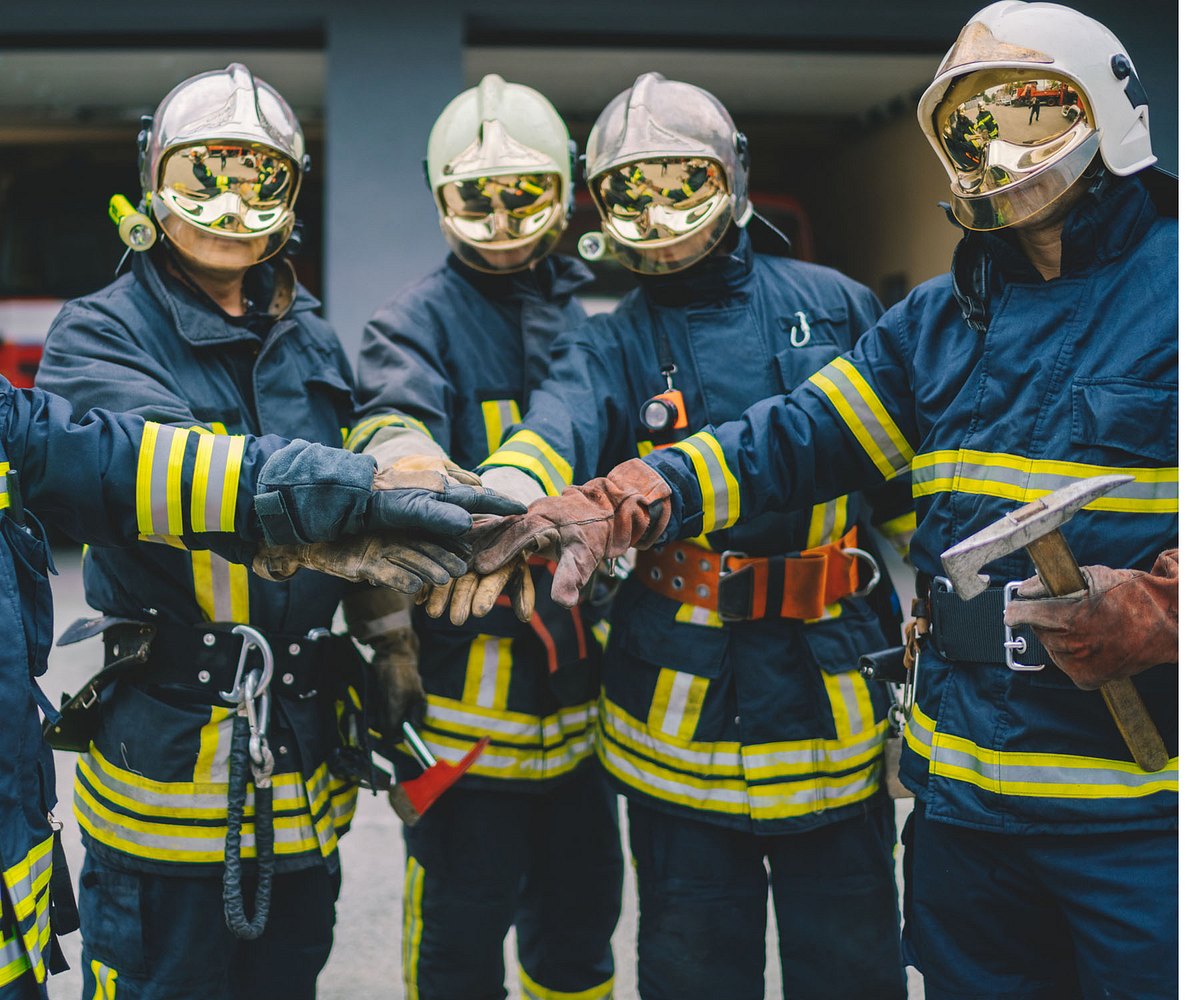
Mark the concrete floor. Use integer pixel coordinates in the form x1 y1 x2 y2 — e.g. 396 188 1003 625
40 550 923 999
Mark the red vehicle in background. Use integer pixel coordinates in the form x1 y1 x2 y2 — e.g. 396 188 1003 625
0 300 63 388
1014 81 1080 107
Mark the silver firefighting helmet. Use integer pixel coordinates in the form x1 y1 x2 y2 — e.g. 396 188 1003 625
918 1 1155 231
585 73 751 275
140 63 306 266
427 75 573 274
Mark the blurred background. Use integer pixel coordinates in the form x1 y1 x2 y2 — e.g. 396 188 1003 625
1 2 1178 996
0 0 1177 376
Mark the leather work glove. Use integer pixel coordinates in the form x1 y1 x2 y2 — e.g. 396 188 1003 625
1003 549 1178 690
345 587 425 738
419 553 536 625
471 459 673 608
252 532 470 594
367 457 525 536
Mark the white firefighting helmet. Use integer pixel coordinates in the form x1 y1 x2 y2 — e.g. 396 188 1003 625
918 1 1155 230
586 73 751 275
427 75 573 274
141 63 306 265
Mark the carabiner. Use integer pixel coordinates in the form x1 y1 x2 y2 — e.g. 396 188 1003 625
790 311 812 348
242 668 274 783
220 625 275 703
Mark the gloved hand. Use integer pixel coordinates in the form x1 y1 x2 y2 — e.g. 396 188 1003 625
419 553 536 624
367 457 525 537
1003 549 1178 690
252 533 470 594
471 459 673 607
344 586 426 738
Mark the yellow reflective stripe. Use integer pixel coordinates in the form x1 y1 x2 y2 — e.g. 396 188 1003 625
746 764 882 819
636 439 654 458
409 728 594 781
672 430 740 532
904 702 1179 798
189 434 214 532
0 934 32 987
190 551 250 622
520 966 614 1000
822 670 874 743
403 856 425 1000
481 399 522 455
673 603 723 628
90 959 118 1000
1 835 53 923
809 357 913 478
806 494 849 549
135 421 160 534
481 429 573 496
0 460 9 511
592 620 612 648
462 635 514 711
346 413 433 452
879 510 916 539
137 533 188 550
218 435 245 532
911 449 1177 513
597 733 750 816
648 669 709 741
421 695 593 747
193 706 233 783
165 425 190 535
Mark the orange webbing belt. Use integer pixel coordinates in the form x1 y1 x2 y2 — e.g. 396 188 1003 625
635 526 862 621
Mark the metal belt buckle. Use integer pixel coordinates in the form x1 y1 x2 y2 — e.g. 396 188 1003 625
718 550 748 577
841 547 881 598
1002 581 1045 672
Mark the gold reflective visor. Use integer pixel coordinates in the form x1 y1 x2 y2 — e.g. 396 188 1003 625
439 173 561 244
594 158 727 244
158 143 296 236
935 74 1091 184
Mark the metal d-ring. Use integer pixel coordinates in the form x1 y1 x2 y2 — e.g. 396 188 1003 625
842 547 881 598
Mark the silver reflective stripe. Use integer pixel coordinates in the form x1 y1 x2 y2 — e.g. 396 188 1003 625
416 732 592 780
602 705 742 772
599 739 750 807
148 425 177 534
684 434 732 530
835 673 863 734
204 434 232 530
208 554 235 622
741 726 886 778
811 360 911 476
423 698 592 744
929 741 1180 791
475 638 503 710
489 438 568 494
913 456 1177 504
747 764 880 812
3 838 52 920
355 608 412 642
1 925 29 981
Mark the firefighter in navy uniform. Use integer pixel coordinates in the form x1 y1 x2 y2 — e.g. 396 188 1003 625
0 375 512 1000
347 75 623 1000
474 6 1180 999
460 73 913 1000
34 64 520 999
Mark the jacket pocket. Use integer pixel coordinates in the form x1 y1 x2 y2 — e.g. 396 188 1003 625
1070 377 1177 463
772 308 848 391
800 598 888 676
2 513 54 678
78 862 147 976
614 584 730 680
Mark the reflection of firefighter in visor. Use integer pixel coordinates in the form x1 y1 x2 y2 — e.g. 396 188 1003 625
974 107 999 139
944 111 983 170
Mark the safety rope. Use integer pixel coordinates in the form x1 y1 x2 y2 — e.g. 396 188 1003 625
223 707 275 940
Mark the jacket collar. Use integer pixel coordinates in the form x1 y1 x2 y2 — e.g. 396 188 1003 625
446 251 594 304
133 249 320 347
983 172 1158 284
640 226 755 307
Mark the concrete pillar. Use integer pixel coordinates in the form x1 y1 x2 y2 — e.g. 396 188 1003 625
324 1 464 354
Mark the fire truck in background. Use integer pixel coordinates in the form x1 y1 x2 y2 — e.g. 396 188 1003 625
0 299 62 388
1013 80 1079 107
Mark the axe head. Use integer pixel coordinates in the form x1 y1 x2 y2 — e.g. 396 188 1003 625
388 736 489 826
939 474 1133 600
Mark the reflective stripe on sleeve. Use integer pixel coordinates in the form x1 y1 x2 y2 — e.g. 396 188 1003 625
346 413 433 452
137 423 244 535
671 431 741 533
0 460 9 511
904 702 1179 798
912 450 1178 513
809 357 913 479
481 399 522 455
480 429 573 496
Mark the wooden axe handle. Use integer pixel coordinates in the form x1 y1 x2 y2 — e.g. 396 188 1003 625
1025 531 1169 772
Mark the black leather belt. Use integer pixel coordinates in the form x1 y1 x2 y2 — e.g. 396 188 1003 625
927 580 1051 669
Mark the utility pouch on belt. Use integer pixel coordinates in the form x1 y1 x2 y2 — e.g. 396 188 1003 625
927 577 1050 669
636 527 878 622
46 616 157 752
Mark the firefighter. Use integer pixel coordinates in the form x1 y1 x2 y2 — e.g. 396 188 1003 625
0 374 514 999
473 4 1179 998
347 75 623 1000
33 64 518 999
454 72 913 999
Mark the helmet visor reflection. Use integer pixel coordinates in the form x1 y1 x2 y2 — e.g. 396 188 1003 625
159 143 296 235
935 75 1092 194
594 158 728 244
439 173 561 245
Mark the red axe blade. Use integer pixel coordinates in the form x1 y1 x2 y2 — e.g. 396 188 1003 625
388 722 488 826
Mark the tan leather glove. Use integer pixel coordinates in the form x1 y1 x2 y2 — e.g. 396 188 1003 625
1003 549 1178 690
345 587 425 737
252 533 470 594
419 554 536 625
367 457 525 536
471 459 673 607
